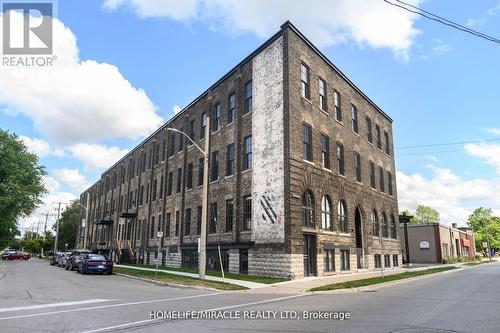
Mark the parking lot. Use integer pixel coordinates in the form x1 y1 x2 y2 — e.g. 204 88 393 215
2 259 500 332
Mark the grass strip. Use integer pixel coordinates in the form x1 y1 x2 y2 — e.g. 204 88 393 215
119 263 288 284
309 266 458 292
114 267 247 291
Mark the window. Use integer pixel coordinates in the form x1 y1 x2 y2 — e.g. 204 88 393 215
159 176 164 199
338 200 347 233
366 116 373 143
393 254 399 267
228 93 236 124
324 249 335 272
382 212 388 238
165 213 171 237
226 144 234 176
225 199 234 232
302 123 313 161
302 190 315 228
152 179 157 201
243 196 252 231
351 105 358 133
161 138 166 161
376 124 381 149
198 157 204 186
209 203 217 234
374 254 381 268
186 163 193 189
175 211 180 236
243 135 252 170
333 90 341 121
369 161 376 189
200 112 207 138
196 206 202 235
139 185 144 205
189 119 195 143
354 153 362 182
150 216 155 239
379 166 385 193
391 215 397 239
145 185 149 204
300 63 310 99
167 172 173 196
185 208 191 235
340 249 350 271
245 81 252 113
168 133 175 157
213 103 221 131
387 171 393 196
320 134 330 169
176 168 182 193
319 78 327 111
372 210 379 236
211 151 219 181
336 143 345 175
384 254 391 268
384 131 391 155
321 195 332 231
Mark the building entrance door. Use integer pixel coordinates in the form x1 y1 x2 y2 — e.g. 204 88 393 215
303 234 317 276
355 207 364 269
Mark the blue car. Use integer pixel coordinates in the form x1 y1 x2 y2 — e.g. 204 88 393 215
77 254 113 275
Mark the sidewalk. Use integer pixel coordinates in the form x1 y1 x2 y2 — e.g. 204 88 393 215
247 262 479 294
114 264 267 289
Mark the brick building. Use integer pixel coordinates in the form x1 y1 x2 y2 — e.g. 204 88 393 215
76 21 401 278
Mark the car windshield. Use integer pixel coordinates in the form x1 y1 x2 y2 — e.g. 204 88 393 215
88 255 106 260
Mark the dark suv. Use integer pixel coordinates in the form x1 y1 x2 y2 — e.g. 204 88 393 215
65 249 92 271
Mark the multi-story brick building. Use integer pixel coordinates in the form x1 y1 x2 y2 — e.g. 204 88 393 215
76 21 400 278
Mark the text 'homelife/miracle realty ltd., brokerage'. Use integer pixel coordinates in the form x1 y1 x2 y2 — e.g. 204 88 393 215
149 310 351 321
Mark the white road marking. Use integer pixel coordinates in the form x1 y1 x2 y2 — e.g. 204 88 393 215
0 292 226 321
78 294 307 333
0 299 114 313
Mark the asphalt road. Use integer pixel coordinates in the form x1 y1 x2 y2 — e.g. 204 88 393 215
1 259 499 333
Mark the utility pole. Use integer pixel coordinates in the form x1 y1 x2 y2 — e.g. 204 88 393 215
53 202 64 254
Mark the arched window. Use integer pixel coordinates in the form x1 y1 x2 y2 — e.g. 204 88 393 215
391 215 397 239
321 196 332 231
371 209 379 236
382 212 388 238
338 200 348 232
302 190 315 228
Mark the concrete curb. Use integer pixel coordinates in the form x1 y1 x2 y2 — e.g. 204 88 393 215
308 266 465 295
113 272 239 292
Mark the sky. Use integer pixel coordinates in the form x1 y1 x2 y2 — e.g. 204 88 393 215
1 0 500 234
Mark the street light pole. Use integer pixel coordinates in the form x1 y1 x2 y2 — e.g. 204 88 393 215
81 197 89 250
166 116 210 280
53 202 63 254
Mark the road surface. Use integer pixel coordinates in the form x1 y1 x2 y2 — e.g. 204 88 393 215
1 259 499 332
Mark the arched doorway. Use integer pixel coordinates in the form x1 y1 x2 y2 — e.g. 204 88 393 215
355 207 364 269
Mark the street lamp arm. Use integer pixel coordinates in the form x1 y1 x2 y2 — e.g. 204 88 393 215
166 128 206 156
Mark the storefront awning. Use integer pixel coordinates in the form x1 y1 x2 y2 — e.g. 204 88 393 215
461 238 471 247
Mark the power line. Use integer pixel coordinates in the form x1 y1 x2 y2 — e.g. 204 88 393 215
384 0 500 45
395 137 500 150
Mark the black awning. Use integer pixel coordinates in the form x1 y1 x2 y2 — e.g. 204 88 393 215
120 212 137 219
96 219 113 225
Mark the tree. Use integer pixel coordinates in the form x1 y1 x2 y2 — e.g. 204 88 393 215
0 130 46 247
467 208 500 253
53 200 79 250
410 205 440 224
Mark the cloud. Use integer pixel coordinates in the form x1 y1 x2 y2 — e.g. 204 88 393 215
69 143 130 171
172 105 183 114
464 143 500 175
425 155 439 163
430 38 452 55
397 166 500 226
53 168 89 191
103 0 423 61
0 11 164 145
18 135 65 158
486 128 500 136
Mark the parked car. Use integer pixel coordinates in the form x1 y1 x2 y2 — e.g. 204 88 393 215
77 254 113 275
50 252 62 266
66 249 92 271
2 251 30 260
57 252 71 267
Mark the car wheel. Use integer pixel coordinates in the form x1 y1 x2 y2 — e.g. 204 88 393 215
65 265 69 270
